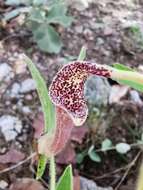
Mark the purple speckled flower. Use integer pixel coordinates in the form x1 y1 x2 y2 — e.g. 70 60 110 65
49 61 111 126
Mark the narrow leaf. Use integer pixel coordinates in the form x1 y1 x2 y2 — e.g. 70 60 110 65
23 54 55 133
78 46 87 61
117 79 143 92
56 165 73 190
113 64 143 92
36 154 47 179
113 63 134 71
23 55 55 179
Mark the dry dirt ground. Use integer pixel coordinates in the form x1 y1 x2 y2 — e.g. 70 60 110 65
0 0 143 190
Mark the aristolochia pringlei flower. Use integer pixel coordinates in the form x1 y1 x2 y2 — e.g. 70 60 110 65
38 61 143 157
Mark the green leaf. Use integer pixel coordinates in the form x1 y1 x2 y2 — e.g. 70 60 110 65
23 55 55 179
32 0 47 5
36 154 47 179
46 3 73 27
56 165 73 190
78 46 87 61
113 63 134 71
88 145 101 162
101 138 112 151
113 64 143 92
32 24 62 53
117 79 143 92
115 143 131 154
23 55 55 132
28 8 45 23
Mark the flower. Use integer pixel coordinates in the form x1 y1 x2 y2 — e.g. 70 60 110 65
39 61 112 157
49 61 111 126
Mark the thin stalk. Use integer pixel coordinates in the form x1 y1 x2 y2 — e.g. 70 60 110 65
50 155 56 190
111 68 143 85
136 163 143 190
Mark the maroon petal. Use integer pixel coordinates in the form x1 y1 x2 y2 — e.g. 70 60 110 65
51 106 74 155
38 106 74 156
49 61 111 126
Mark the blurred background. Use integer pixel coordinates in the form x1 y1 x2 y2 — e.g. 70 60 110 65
0 0 143 189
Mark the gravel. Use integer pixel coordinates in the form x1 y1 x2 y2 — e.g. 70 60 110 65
20 78 36 93
0 63 13 81
0 115 23 141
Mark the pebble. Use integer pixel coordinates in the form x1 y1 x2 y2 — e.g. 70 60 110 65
96 37 105 45
80 177 113 190
22 106 31 114
10 82 21 98
14 55 27 74
0 180 8 189
85 76 111 107
20 78 36 93
0 115 23 141
83 28 93 39
130 90 143 105
75 25 83 33
103 27 113 36
66 0 91 10
0 63 13 81
89 21 104 30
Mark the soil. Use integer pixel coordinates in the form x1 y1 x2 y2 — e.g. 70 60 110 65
0 0 143 190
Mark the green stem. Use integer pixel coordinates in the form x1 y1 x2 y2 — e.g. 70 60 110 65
50 155 56 190
111 68 143 85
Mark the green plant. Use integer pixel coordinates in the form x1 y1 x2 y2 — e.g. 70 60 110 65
3 0 73 53
129 25 143 48
23 46 143 190
76 136 143 164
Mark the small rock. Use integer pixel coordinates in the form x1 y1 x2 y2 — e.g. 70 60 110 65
83 28 93 40
109 85 129 104
130 90 143 105
22 106 31 114
96 38 105 45
14 55 27 74
66 0 93 10
10 83 21 98
75 25 83 33
80 177 113 190
0 63 13 81
103 27 113 36
0 115 22 141
138 65 143 73
0 180 8 189
20 78 36 93
89 21 104 30
85 76 111 107
25 94 33 101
